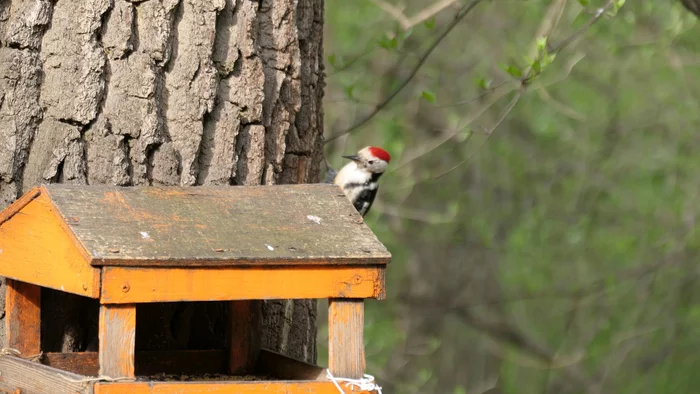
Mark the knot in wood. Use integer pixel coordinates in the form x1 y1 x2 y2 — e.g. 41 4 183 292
121 283 130 293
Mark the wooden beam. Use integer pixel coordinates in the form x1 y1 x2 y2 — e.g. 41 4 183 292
94 381 377 394
328 299 366 379
100 266 385 303
0 192 100 298
257 349 325 380
44 351 98 376
5 279 41 356
228 300 261 374
43 350 228 376
0 355 94 394
99 304 136 378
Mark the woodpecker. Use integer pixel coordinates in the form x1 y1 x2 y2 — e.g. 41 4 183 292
326 146 391 217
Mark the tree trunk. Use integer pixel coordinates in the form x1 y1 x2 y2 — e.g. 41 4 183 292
0 0 324 363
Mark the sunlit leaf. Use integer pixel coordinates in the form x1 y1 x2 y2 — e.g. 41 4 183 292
476 77 492 90
532 59 542 74
536 36 548 53
501 63 523 78
344 84 355 100
378 34 398 50
421 90 437 103
424 17 436 29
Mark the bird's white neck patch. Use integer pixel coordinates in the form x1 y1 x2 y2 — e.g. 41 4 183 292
335 161 372 185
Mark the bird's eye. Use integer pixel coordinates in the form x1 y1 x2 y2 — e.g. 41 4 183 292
368 160 376 165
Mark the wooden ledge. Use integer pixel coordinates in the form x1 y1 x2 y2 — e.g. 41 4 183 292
0 350 380 394
94 381 378 394
43 349 330 382
100 265 386 303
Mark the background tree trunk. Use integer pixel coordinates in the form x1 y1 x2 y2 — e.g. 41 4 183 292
0 0 324 363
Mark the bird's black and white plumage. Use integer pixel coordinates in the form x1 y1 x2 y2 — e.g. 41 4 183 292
326 146 391 217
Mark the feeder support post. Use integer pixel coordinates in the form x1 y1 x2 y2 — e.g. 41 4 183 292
328 298 366 379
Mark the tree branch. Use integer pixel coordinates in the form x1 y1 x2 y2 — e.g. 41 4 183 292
324 0 485 144
432 0 617 179
370 0 462 31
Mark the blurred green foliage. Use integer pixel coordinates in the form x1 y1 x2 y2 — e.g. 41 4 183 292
320 0 700 393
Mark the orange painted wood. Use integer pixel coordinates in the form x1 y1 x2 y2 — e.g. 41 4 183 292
328 299 366 379
228 300 261 374
0 191 99 297
5 280 41 356
99 304 136 378
94 381 377 394
0 187 40 226
100 266 385 303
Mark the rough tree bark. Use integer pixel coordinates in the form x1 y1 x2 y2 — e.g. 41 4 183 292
0 0 324 363
681 0 700 18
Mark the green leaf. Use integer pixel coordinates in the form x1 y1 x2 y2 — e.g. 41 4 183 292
453 386 467 394
577 0 589 6
421 90 437 103
532 59 542 74
424 17 436 29
542 52 556 67
536 36 548 53
501 63 523 78
344 84 355 100
608 0 626 15
458 128 471 142
476 77 492 90
401 28 413 40
327 54 337 68
378 34 398 50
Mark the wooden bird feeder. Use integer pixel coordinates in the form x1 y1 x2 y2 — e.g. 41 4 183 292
0 184 390 394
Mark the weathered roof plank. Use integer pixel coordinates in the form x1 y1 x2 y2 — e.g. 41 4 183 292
39 184 390 267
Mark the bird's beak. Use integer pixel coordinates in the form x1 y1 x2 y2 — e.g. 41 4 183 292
342 155 360 162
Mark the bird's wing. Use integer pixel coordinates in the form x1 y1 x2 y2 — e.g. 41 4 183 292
323 159 337 184
356 186 378 216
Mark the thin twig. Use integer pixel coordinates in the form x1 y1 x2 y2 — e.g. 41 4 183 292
370 0 461 31
326 48 379 78
434 89 523 179
548 0 615 55
392 82 515 172
432 0 616 179
369 0 411 29
324 0 484 144
435 80 514 108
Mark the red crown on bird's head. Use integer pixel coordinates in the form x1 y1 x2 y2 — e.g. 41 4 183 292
367 146 391 163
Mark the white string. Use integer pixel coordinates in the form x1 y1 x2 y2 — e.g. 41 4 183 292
326 370 383 394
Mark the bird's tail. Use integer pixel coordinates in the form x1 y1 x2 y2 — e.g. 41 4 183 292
323 157 337 184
